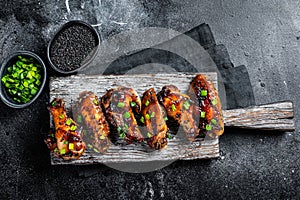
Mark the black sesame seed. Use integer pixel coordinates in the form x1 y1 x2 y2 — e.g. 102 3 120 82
50 24 98 72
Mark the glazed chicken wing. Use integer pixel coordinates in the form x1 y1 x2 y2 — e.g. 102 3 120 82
188 74 224 138
101 86 143 144
74 91 110 153
46 98 86 160
158 85 200 141
141 88 168 150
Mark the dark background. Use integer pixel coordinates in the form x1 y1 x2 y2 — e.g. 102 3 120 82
0 0 300 199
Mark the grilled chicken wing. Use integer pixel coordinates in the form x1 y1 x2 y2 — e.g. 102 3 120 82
46 98 86 160
141 88 168 150
188 74 224 137
101 86 143 144
74 91 110 153
158 85 200 141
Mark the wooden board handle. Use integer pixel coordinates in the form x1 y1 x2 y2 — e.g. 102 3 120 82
223 101 294 131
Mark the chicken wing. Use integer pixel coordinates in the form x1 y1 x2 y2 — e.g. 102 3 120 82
141 88 168 150
188 74 224 138
101 86 143 144
74 91 110 153
158 85 200 141
46 98 86 160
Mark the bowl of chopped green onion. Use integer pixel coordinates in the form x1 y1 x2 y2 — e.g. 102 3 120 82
0 51 47 108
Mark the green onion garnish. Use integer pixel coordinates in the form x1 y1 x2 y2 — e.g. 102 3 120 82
93 98 98 105
130 102 136 107
93 148 100 153
117 102 125 108
206 124 212 131
65 119 72 126
70 125 77 131
64 141 68 145
145 100 150 107
200 111 206 118
171 104 176 111
201 90 208 97
151 111 155 118
147 132 152 138
212 99 218 106
51 101 56 106
99 135 105 140
124 123 129 130
1 55 42 104
54 148 59 153
164 116 168 121
145 114 150 120
124 111 131 119
183 100 190 110
140 116 145 123
60 148 66 155
68 143 74 150
167 133 172 139
117 126 122 133
77 115 82 123
87 144 93 149
59 114 64 119
120 132 125 139
211 119 217 125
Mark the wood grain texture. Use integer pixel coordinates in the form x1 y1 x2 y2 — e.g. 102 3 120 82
223 101 294 131
49 73 295 165
50 73 219 165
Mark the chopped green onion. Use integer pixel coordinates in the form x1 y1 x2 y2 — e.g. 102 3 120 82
99 135 105 140
167 133 172 139
145 100 150 107
59 114 64 119
151 111 155 118
212 99 218 106
68 143 74 150
183 100 190 110
211 119 217 125
64 141 68 145
93 148 100 153
93 98 98 105
77 115 82 123
201 90 208 97
70 125 77 131
124 124 129 130
51 101 57 106
130 102 136 107
117 126 122 133
145 114 150 120
124 111 131 119
1 55 43 104
87 144 93 149
164 116 168 121
117 102 125 108
140 116 145 123
147 132 152 138
200 111 206 118
60 148 66 155
171 104 176 111
120 132 125 139
54 148 59 153
65 119 72 126
206 124 212 131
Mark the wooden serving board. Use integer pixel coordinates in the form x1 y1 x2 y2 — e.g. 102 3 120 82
49 73 294 165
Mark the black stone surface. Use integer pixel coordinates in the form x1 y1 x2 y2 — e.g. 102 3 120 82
0 0 299 199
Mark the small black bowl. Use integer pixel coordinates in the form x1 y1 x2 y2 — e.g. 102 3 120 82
47 20 100 75
0 51 47 108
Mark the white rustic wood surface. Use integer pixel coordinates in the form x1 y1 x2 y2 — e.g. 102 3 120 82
49 73 219 165
49 73 294 165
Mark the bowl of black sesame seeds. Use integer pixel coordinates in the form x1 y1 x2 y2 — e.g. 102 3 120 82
47 20 100 75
